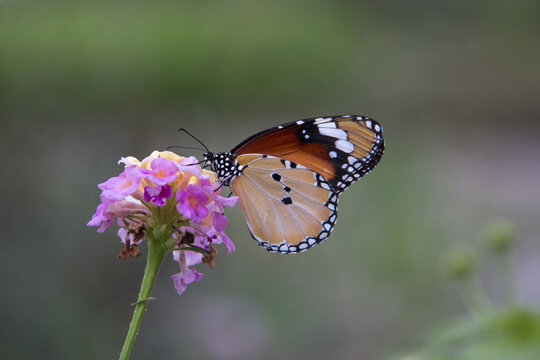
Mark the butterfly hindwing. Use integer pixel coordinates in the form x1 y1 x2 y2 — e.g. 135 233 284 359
231 115 384 193
229 154 338 253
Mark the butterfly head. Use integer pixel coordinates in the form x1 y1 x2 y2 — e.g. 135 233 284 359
204 151 240 186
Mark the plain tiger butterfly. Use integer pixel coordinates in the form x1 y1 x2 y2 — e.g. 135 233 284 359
198 115 384 254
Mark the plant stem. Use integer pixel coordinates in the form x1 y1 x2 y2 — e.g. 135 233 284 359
501 252 517 305
119 238 167 360
459 276 493 316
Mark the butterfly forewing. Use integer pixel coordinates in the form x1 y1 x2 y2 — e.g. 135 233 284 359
229 154 338 253
232 115 384 193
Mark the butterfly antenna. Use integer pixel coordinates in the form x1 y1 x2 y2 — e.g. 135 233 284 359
175 159 209 167
166 145 206 152
200 159 211 168
178 128 210 153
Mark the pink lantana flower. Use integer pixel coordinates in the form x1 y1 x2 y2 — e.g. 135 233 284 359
98 166 143 201
176 184 210 223
88 150 238 295
87 196 148 233
171 250 204 295
211 212 235 252
140 157 179 185
176 156 203 178
144 184 173 206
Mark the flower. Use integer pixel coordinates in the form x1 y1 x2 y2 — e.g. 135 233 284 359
88 150 238 295
144 184 173 206
171 250 204 296
140 157 179 186
98 166 143 201
211 212 235 252
87 196 148 233
176 183 210 222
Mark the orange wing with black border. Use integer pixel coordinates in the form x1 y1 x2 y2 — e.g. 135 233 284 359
231 115 384 194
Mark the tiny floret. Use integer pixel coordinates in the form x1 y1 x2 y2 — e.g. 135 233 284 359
140 157 179 186
176 183 210 223
144 184 173 206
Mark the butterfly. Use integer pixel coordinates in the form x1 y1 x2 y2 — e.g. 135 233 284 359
202 115 384 254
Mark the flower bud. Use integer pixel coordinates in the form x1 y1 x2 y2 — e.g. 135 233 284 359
485 219 517 253
443 246 478 280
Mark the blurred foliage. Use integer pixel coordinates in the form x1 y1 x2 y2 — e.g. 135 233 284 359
484 219 517 254
392 309 540 360
390 220 540 360
1 1 359 111
2 0 540 120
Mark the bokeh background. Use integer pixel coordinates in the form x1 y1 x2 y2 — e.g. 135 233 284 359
2 1 540 359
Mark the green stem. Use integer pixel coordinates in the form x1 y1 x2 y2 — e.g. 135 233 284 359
501 252 517 306
119 238 167 360
458 276 493 316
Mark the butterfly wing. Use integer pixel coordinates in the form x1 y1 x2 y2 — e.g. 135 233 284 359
229 154 338 253
232 115 384 193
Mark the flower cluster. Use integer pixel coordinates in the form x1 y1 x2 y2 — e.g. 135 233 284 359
88 151 237 295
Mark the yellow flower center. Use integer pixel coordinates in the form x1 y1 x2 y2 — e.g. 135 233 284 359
155 169 166 178
188 196 199 208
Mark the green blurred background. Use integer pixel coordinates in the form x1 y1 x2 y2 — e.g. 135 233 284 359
2 1 540 359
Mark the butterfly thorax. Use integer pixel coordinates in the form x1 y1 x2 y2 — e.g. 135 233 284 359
204 152 240 186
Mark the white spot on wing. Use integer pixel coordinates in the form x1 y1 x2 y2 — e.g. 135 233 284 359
335 139 354 153
319 128 347 140
314 117 332 124
320 182 331 190
317 122 337 128
329 151 337 158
